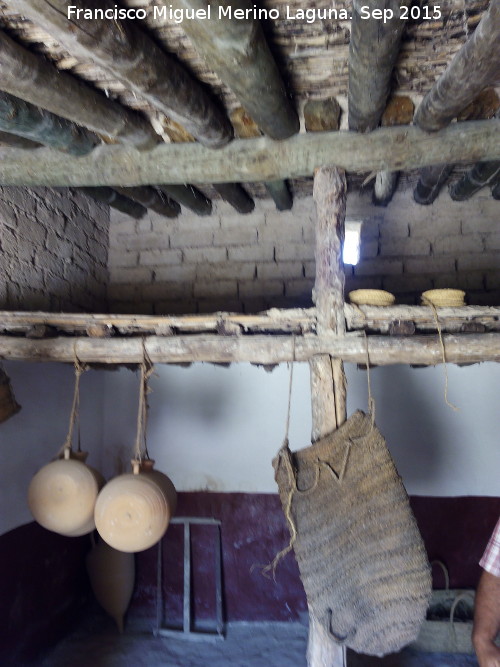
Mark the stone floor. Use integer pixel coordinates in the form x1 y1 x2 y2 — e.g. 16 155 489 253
35 607 479 667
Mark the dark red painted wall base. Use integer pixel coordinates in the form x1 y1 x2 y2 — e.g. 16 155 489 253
129 493 500 629
0 522 90 665
0 494 498 662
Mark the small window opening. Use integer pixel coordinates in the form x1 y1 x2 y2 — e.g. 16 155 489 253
343 221 362 265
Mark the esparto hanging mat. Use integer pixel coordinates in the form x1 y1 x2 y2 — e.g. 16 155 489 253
273 410 431 656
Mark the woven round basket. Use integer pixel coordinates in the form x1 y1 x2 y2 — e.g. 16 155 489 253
349 289 395 306
421 289 465 307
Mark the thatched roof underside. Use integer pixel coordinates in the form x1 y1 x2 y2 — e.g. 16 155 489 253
0 0 493 199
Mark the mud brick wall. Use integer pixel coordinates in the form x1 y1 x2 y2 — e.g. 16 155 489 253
108 185 500 314
0 186 109 312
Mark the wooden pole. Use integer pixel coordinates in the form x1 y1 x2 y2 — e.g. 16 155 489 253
308 166 347 667
492 177 500 200
80 187 147 219
349 2 409 207
0 120 498 186
413 164 454 205
449 161 500 200
0 130 40 149
212 183 255 214
0 28 158 150
264 180 293 211
415 0 500 131
168 0 299 140
114 187 180 218
0 91 98 156
156 184 212 216
1 332 500 365
14 0 233 149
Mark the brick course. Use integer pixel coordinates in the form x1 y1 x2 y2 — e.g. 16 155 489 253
107 186 500 313
0 186 109 312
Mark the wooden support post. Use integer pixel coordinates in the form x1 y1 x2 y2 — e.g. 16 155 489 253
0 28 158 150
80 187 147 219
308 166 347 667
14 0 233 148
156 184 212 216
230 107 293 210
449 161 500 200
0 91 98 156
212 183 255 214
415 0 500 131
0 120 498 187
413 164 454 205
114 187 180 218
169 0 299 140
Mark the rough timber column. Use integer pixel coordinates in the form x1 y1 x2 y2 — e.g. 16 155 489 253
308 167 347 667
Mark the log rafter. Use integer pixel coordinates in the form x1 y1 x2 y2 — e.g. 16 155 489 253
0 120 498 187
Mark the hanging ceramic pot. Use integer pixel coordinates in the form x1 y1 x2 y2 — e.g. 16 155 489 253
28 449 104 536
86 537 135 633
94 460 176 553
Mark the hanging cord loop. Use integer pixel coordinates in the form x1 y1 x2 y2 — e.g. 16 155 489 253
422 298 459 412
363 332 376 427
132 339 155 472
60 345 88 459
262 337 298 579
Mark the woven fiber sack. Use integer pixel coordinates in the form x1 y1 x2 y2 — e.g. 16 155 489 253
273 410 431 656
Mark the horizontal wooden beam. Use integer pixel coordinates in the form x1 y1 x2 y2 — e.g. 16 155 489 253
0 28 158 150
0 332 499 366
3 307 500 338
0 120 498 186
15 0 233 148
344 304 500 334
0 309 314 336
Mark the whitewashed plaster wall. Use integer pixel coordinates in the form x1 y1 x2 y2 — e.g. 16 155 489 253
0 362 105 535
2 360 499 535
101 360 500 498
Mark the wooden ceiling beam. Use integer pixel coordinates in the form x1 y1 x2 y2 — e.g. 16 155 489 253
14 0 233 148
156 184 212 216
415 0 500 131
413 164 454 205
114 187 180 218
80 187 147 219
348 3 409 207
0 29 158 150
0 90 98 156
212 183 255 215
0 119 498 186
168 0 299 140
348 1 407 133
230 107 292 211
449 161 500 201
